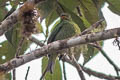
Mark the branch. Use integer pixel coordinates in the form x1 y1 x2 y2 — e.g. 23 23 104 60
29 36 44 46
72 57 86 80
63 56 119 80
0 0 45 36
62 56 86 80
0 27 120 73
81 65 118 80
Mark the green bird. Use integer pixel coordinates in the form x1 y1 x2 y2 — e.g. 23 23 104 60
41 13 81 79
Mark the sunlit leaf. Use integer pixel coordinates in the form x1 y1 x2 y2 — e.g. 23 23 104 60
37 0 57 21
46 10 59 28
59 0 79 10
0 23 30 64
83 45 97 65
0 7 7 22
107 0 120 15
5 73 11 80
0 39 29 64
36 21 43 33
5 28 14 46
79 0 99 24
0 73 11 80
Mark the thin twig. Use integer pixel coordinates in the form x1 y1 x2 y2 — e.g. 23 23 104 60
80 64 117 80
29 36 44 47
76 6 82 17
15 36 25 57
13 36 25 80
72 57 86 80
40 67 48 80
13 69 16 80
113 37 120 50
63 61 67 80
89 43 120 76
25 66 30 80
62 56 85 80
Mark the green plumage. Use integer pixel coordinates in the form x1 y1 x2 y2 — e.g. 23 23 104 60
48 19 80 43
46 14 81 74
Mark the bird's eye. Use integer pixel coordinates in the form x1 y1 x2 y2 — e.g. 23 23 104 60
61 15 67 19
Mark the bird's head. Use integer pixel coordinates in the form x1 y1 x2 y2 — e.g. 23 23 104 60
60 13 71 20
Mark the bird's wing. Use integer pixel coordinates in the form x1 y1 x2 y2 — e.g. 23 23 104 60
47 20 64 43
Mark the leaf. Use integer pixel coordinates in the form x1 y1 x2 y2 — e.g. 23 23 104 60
36 21 43 33
77 0 106 30
70 11 86 31
0 23 30 64
107 0 120 15
0 41 15 64
45 10 59 28
83 45 97 65
0 7 7 22
79 0 99 24
0 73 11 80
82 18 106 65
0 40 29 64
92 0 105 9
92 0 105 19
37 0 57 21
5 73 11 80
42 57 62 80
5 28 14 45
59 0 80 10
83 41 103 65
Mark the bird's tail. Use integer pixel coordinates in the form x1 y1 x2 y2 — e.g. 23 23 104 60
40 54 57 80
47 55 56 73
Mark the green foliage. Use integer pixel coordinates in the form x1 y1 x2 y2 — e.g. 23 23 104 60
83 41 103 65
107 0 120 15
45 11 59 28
79 0 99 24
36 21 44 33
5 28 14 46
0 40 29 64
1 0 120 80
0 27 30 64
0 73 11 80
37 0 57 21
83 20 106 64
0 6 7 21
59 0 79 10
